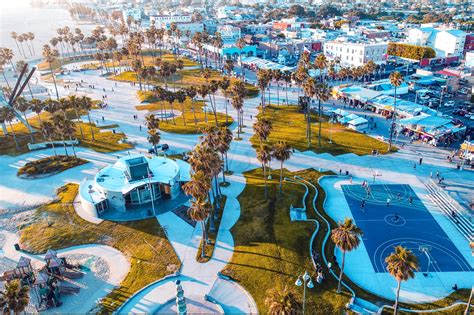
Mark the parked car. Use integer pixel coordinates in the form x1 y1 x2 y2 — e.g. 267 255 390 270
444 101 455 107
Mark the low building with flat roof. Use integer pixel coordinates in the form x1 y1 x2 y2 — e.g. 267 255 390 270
79 154 191 220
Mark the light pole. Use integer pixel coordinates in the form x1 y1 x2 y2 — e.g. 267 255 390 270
295 270 314 315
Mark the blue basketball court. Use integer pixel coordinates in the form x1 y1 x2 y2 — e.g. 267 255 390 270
341 184 472 273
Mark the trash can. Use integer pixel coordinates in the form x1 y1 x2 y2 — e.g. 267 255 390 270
14 243 20 251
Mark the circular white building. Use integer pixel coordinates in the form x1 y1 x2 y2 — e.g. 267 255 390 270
79 154 191 219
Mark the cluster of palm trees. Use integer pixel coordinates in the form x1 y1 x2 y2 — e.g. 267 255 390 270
0 279 30 314
253 116 293 197
10 32 35 58
0 94 95 153
331 218 419 315
183 126 233 258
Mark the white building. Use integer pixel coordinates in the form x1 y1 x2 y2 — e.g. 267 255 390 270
407 27 439 46
150 15 192 28
79 155 190 219
217 25 242 42
434 30 466 57
323 40 388 67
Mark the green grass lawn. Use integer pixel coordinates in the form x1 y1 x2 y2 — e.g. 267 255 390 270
222 168 352 313
19 184 180 312
136 95 233 134
251 105 392 156
0 110 132 156
112 69 259 98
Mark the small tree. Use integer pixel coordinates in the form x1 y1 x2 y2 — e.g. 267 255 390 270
0 279 30 314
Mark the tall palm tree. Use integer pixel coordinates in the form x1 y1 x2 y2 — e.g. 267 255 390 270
188 197 211 258
13 96 34 142
264 285 301 315
216 126 233 175
42 44 60 100
388 71 403 152
303 78 316 148
10 32 22 57
219 77 231 125
272 141 292 195
235 38 247 81
185 87 198 125
253 116 273 149
257 69 270 113
331 218 363 293
62 118 77 157
147 129 161 156
68 95 84 140
175 90 187 126
80 96 95 141
257 145 272 199
385 246 419 315
0 279 30 314
1 107 20 150
314 53 328 82
197 85 209 124
40 121 57 156
29 98 45 124
272 69 282 106
314 82 330 148
52 114 69 155
231 79 247 134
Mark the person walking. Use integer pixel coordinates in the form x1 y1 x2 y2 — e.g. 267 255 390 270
387 198 391 207
419 157 423 165
409 196 413 206
361 199 366 212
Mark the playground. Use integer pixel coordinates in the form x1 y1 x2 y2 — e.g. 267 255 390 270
341 184 473 274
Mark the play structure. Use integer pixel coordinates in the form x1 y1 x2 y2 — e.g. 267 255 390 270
0 249 85 310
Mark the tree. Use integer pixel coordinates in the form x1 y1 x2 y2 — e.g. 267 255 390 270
175 90 187 126
185 86 198 125
80 96 95 141
188 196 211 258
302 78 316 148
40 121 57 156
219 77 231 125
272 141 292 195
385 246 419 315
257 145 272 199
331 218 363 293
314 82 330 148
257 69 271 113
52 114 70 156
29 98 45 124
68 95 84 140
388 72 403 152
13 96 34 142
235 38 247 81
131 59 143 90
42 44 60 99
264 285 301 315
253 116 273 149
147 129 161 156
0 279 30 314
0 107 20 150
231 79 247 136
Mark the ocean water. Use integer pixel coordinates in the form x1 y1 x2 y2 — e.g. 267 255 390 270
0 4 99 61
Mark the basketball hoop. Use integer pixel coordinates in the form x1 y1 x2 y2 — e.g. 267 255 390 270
419 245 432 275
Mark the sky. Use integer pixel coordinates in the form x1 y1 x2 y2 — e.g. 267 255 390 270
0 0 31 10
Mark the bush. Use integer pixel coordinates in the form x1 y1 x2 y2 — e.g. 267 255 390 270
17 155 87 177
387 42 436 60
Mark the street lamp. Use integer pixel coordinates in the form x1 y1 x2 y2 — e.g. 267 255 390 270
295 271 314 315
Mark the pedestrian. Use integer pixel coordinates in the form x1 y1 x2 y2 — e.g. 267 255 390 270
361 199 366 212
387 198 391 207
436 171 439 178
419 157 423 165
102 116 104 121
139 125 142 131
409 196 413 205
339 169 342 175
397 192 401 199
430 171 433 178
413 163 416 169
349 176 353 184
394 213 399 222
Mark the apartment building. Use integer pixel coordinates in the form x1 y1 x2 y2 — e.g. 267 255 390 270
323 40 388 66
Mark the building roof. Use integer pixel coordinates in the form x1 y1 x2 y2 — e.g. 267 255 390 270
94 155 188 194
339 86 382 102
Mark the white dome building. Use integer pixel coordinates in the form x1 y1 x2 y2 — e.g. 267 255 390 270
79 154 191 219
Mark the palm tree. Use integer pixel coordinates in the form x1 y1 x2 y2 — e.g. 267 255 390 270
272 69 282 106
0 279 30 314
314 82 330 148
257 69 270 113
235 38 247 81
303 78 316 148
253 116 273 149
42 44 60 100
283 70 291 105
185 87 198 125
0 107 20 150
231 79 247 134
385 246 419 315
314 53 328 82
62 118 77 157
52 114 69 155
175 90 187 126
188 196 211 257
40 121 57 156
257 145 272 199
10 32 22 57
81 96 95 141
272 141 292 195
224 58 234 75
147 129 161 156
388 71 403 152
216 126 233 175
29 98 45 124
264 285 301 315
68 95 84 140
165 91 177 125
13 96 34 142
197 85 209 123
219 77 231 125
331 218 363 293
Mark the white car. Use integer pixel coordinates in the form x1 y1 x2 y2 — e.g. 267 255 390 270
444 101 455 107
